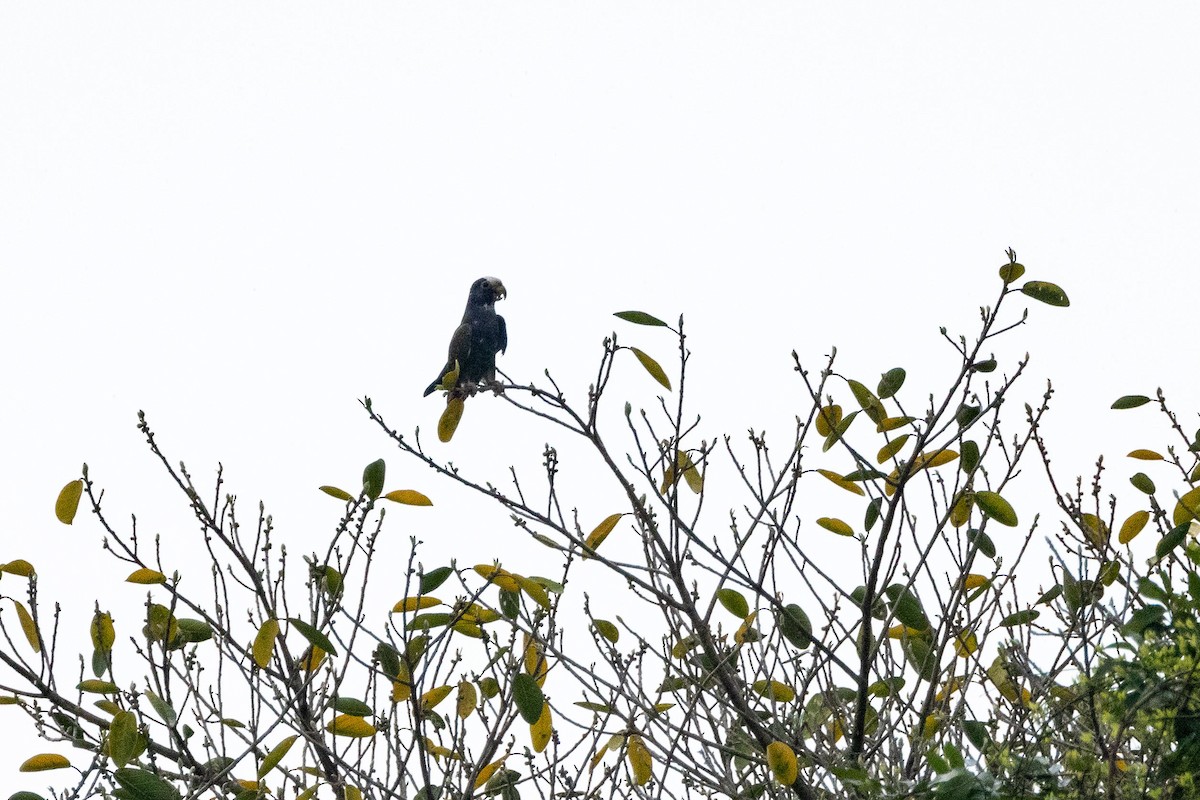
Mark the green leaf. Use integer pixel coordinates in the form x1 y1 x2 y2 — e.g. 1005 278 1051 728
1000 609 1039 627
971 358 997 373
967 529 996 559
955 404 981 428
1156 523 1189 559
877 368 906 399
1130 472 1156 494
575 701 613 713
287 619 338 656
361 459 386 501
1111 395 1152 410
593 619 620 643
109 710 140 768
630 347 671 390
334 697 374 717
143 691 177 726
55 479 84 525
960 440 980 473
717 589 750 617
376 643 401 679
1021 280 1070 307
113 768 182 800
257 735 298 780
975 491 1018 527
823 410 859 452
863 497 882 531
512 673 544 724
885 585 929 631
419 566 453 594
962 720 990 749
176 619 213 644
848 380 884 424
902 636 938 682
777 604 812 650
614 311 668 327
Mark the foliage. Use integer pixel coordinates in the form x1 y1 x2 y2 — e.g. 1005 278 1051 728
1 252 1197 800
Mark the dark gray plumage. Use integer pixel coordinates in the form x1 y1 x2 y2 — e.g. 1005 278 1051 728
423 277 508 397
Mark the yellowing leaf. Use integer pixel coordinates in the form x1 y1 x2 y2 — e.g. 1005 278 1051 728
299 645 326 673
583 513 622 557
815 405 842 437
751 680 796 702
77 679 118 694
766 741 798 785
876 416 915 432
473 564 520 592
877 435 910 464
886 624 923 639
91 611 115 653
126 568 167 585
954 630 978 658
0 560 35 577
252 619 280 669
975 491 1018 527
319 485 355 501
257 735 298 779
421 685 453 712
438 396 465 443
55 479 83 524
1128 449 1164 461
326 714 377 738
391 679 411 703
627 734 653 786
1173 486 1200 527
393 596 442 613
515 575 552 610
593 619 619 643
475 754 509 788
962 574 990 590
915 449 959 470
630 347 671 390
816 469 866 496
423 736 461 760
677 450 703 493
382 490 433 506
456 681 477 720
19 753 70 772
530 701 553 753
817 517 854 537
13 600 39 654
1119 510 1150 544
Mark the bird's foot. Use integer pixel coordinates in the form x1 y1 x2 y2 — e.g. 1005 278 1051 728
485 379 505 396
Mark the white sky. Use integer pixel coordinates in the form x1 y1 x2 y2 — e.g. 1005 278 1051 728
2 3 1199 791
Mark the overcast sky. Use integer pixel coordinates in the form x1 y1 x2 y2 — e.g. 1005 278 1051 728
2 3 1199 789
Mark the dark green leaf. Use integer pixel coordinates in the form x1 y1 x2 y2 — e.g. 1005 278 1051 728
823 410 859 452
614 311 668 327
176 619 213 644
1130 472 1155 494
334 697 374 717
512 673 544 724
975 491 1018 527
960 440 980 473
902 636 938 682
419 566 453 594
1021 280 1070 307
1000 609 1039 627
971 358 997 373
777 604 812 650
376 643 400 679
109 711 139 768
998 261 1025 284
864 497 882 531
1112 395 1152 410
113 769 181 800
877 367 906 399
967 529 995 559
885 585 929 631
963 720 990 749
1037 585 1062 605
499 588 520 619
287 619 338 656
1156 523 1189 559
362 459 386 501
955 404 981 428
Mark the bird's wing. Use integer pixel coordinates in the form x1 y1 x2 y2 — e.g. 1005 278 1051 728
447 320 473 365
497 314 507 354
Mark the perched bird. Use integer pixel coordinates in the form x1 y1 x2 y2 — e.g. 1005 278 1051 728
423 277 508 397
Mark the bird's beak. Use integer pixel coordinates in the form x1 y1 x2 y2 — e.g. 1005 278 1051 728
492 280 507 301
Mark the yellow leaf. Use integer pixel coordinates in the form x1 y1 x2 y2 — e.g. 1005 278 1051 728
91 611 115 653
475 754 509 788
1119 510 1150 544
734 612 757 645
815 405 842 437
630 347 671 390
876 415 916 432
627 734 653 786
393 596 442 613
13 600 39 654
438 396 465 443
326 714 377 738
921 715 941 737
751 679 796 702
530 701 553 753
514 575 551 610
345 788 363 800
20 753 70 772
524 636 549 686
817 517 854 537
423 736 461 760
319 485 354 501
1079 513 1109 548
766 741 798 785
299 645 325 673
77 680 118 694
962 574 990 590
472 564 520 592
583 513 623 557
886 624 923 639
252 619 280 669
0 560 35 577
1128 449 1164 461
950 491 973 528
915 449 959 470
456 681 477 720
55 479 83 524
954 630 978 657
391 679 411 703
677 450 704 493
235 780 261 791
816 469 866 496
935 676 966 702
1173 486 1200 527
126 568 167 585
876 435 910 464
421 685 453 712
382 489 433 506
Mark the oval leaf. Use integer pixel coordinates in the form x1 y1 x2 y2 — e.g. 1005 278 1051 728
766 741 798 785
512 673 545 725
361 459 386 501
627 734 653 786
716 588 750 619
126 568 167 585
1128 449 1164 461
1021 280 1070 307
14 601 40 654
252 619 280 669
1130 472 1156 494
326 715 376 738
319 485 354 502
1112 395 1152 410
257 735 298 779
438 397 465 443
1172 486 1200 527
20 753 71 772
817 517 854 537
816 469 866 496
420 566 453 594
383 489 433 506
530 702 553 753
877 367 906 399
614 310 668 327
630 347 671 390
975 491 1018 527
593 619 619 643
1119 510 1150 544
55 480 83 525
584 513 622 557
288 618 338 656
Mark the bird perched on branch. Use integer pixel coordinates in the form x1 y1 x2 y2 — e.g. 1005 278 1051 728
423 276 508 398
